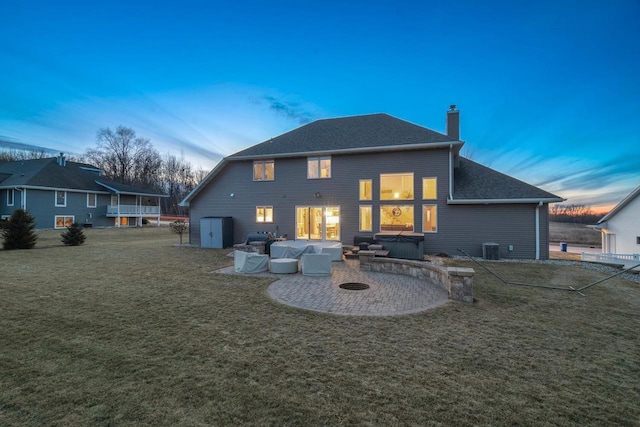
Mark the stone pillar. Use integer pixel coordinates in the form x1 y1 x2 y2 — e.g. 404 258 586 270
446 267 474 303
358 250 376 271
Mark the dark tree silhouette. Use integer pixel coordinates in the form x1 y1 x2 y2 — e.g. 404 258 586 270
61 223 87 246
1 209 38 250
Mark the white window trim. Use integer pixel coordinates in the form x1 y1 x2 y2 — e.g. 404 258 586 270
55 190 67 207
359 179 372 201
256 206 274 223
307 156 331 179
54 215 75 229
380 205 414 232
87 193 97 208
422 177 438 200
422 204 438 233
359 205 373 232
380 172 414 200
253 160 275 181
7 189 14 206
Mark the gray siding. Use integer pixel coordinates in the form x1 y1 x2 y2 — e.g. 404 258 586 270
189 148 552 259
3 189 114 229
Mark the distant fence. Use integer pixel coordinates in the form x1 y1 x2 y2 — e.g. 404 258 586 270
581 252 640 271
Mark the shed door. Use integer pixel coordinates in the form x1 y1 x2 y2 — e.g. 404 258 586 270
200 218 224 248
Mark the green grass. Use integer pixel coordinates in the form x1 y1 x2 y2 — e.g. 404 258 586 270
2 228 639 426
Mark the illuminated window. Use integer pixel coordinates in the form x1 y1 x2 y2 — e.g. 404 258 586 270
115 217 129 226
87 193 97 208
422 177 437 199
7 189 14 206
256 206 274 223
359 205 372 232
308 156 331 179
55 215 74 229
422 205 438 233
380 205 414 232
380 173 413 200
55 191 67 207
253 160 275 181
359 179 372 201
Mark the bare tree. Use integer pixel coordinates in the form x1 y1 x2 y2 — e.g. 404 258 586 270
85 126 160 186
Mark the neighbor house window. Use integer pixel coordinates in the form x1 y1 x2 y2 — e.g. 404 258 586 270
422 205 438 233
253 160 275 181
87 193 97 208
359 179 372 201
307 156 331 179
637 237 640 245
256 206 274 223
380 205 414 232
359 205 372 232
380 173 413 200
7 189 14 206
422 177 437 199
55 191 66 207
55 215 74 229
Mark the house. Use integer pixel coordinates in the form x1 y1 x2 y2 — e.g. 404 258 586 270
0 154 167 229
597 184 640 254
180 107 563 259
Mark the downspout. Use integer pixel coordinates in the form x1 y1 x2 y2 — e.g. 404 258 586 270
535 201 542 260
157 196 161 227
448 144 454 201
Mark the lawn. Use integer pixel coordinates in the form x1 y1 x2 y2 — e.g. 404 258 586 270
1 227 639 426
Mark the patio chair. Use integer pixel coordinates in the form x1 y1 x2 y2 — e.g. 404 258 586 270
234 250 269 273
301 253 332 276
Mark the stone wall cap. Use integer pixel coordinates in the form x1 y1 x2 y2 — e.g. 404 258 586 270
447 267 475 276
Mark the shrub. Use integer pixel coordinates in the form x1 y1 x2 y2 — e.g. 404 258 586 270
169 219 189 245
61 223 87 246
2 209 38 250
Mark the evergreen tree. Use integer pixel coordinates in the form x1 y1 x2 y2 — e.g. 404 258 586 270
1 209 38 250
61 223 86 246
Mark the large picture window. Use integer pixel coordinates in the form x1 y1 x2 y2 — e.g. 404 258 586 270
55 191 66 207
380 173 413 200
253 160 275 181
422 205 438 232
380 205 414 232
307 156 331 179
256 206 274 223
422 177 437 199
359 179 372 200
359 205 372 232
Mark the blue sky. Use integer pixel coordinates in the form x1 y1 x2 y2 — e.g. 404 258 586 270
1 0 638 211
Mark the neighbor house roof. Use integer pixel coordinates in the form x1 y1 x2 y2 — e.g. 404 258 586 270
0 157 166 197
229 113 461 159
451 158 563 203
598 184 640 224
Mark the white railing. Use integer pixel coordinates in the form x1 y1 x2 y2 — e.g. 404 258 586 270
107 205 160 215
581 252 640 270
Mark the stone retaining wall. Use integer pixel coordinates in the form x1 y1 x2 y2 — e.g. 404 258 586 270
358 251 474 303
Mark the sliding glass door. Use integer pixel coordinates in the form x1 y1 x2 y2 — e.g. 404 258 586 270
295 206 340 241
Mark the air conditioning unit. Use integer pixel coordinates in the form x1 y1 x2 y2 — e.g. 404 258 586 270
482 242 500 260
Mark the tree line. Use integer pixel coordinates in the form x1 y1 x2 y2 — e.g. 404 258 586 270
1 126 209 215
549 204 603 224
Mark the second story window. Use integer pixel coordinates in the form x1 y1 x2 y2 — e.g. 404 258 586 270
253 160 274 181
87 193 97 208
308 156 331 179
55 190 67 207
7 189 14 206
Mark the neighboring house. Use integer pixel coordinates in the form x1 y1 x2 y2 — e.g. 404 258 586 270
597 185 640 254
181 107 563 259
0 155 167 229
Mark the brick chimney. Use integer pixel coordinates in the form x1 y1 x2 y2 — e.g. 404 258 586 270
446 105 460 140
